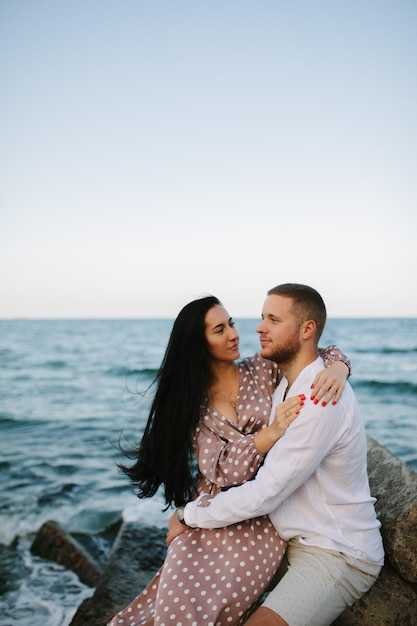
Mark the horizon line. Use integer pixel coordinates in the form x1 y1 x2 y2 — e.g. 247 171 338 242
1 315 416 321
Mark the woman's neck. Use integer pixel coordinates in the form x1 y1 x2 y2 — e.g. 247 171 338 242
210 361 239 387
209 362 240 416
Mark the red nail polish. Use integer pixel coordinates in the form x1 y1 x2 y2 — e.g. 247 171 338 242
322 401 327 407
300 402 304 407
299 394 306 400
310 384 315 389
332 400 337 405
314 399 318 404
296 410 300 414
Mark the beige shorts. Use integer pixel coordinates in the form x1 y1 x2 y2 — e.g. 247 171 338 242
263 538 382 626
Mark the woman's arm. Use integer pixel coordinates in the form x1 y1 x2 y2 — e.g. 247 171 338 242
194 394 305 486
253 394 304 454
193 421 266 489
314 345 351 405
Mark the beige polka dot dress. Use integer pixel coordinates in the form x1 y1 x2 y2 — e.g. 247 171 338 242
107 354 286 626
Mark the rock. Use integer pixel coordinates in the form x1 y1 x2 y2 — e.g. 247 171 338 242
333 562 417 625
366 436 417 583
71 521 122 569
333 437 417 624
31 519 102 587
69 522 167 626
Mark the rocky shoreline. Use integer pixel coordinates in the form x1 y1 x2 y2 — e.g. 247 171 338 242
31 437 417 625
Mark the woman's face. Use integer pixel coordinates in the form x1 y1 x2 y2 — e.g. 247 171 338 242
204 305 240 363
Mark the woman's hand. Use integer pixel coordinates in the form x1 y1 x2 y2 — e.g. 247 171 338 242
254 394 304 453
310 361 349 406
166 509 189 547
272 394 305 437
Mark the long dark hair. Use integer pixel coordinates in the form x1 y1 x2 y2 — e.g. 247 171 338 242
119 295 221 508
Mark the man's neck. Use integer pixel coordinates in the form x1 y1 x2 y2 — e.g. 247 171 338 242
280 350 319 388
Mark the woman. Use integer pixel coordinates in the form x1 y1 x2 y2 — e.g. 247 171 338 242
107 296 350 626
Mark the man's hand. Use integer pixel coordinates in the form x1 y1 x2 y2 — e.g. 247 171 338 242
166 509 189 547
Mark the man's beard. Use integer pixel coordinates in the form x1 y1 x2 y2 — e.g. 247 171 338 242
264 332 300 366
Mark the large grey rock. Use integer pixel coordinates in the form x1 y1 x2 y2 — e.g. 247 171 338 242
332 437 417 625
69 522 166 626
333 562 417 625
366 436 417 583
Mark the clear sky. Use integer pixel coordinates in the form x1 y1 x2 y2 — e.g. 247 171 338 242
1 0 416 319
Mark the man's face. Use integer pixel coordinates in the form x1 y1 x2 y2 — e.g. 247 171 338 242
256 294 301 365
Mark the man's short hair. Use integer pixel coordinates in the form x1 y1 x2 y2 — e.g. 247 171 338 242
267 283 327 341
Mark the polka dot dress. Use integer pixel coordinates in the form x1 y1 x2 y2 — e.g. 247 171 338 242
107 354 286 626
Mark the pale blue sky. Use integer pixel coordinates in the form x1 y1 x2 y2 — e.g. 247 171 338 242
1 0 416 318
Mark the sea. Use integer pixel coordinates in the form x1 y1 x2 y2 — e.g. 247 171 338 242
0 318 416 625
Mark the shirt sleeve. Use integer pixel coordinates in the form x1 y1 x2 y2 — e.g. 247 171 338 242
193 419 266 488
184 394 347 528
319 344 351 377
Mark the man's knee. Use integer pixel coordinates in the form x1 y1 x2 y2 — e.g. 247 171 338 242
245 606 288 626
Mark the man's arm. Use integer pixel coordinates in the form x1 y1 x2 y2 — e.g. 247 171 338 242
182 387 345 529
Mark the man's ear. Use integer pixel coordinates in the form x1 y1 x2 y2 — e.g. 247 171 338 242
301 319 316 339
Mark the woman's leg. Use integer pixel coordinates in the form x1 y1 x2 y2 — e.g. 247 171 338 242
154 516 286 626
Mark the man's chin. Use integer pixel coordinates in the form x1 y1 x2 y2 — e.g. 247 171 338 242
260 346 273 359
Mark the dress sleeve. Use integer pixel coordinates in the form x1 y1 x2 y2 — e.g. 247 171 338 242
193 418 266 490
318 345 351 377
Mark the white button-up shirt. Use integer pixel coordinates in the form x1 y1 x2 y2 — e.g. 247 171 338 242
184 357 384 565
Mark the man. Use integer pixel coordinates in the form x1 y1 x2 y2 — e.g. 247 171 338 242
168 283 384 626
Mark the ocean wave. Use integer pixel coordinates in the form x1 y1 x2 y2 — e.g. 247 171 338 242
352 380 417 394
37 483 79 506
0 548 92 625
106 366 158 378
353 347 417 354
10 374 31 382
0 414 47 429
43 359 68 369
0 412 15 425
0 348 15 359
